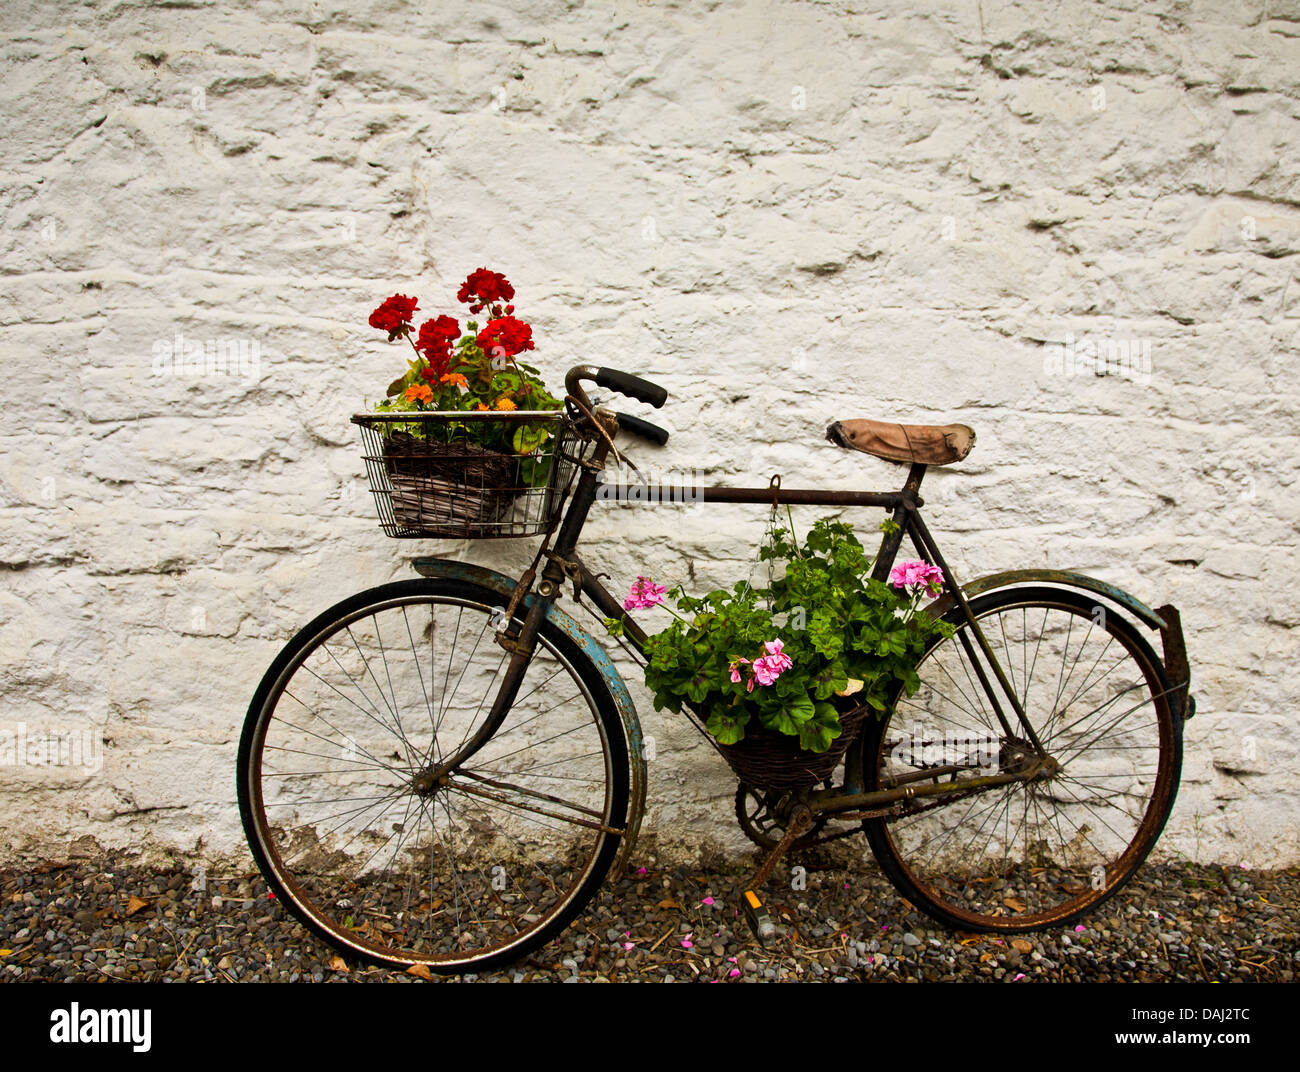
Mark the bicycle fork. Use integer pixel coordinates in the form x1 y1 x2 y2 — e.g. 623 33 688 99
409 590 553 796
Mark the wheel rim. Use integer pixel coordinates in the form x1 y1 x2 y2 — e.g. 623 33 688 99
244 593 621 967
871 593 1177 930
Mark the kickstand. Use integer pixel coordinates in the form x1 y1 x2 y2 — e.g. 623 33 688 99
739 804 812 947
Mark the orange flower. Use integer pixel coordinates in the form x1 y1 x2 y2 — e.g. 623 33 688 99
473 402 489 411
404 383 433 404
494 397 517 411
440 372 469 390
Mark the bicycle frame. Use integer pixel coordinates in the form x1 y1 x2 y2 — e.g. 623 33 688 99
409 400 1078 828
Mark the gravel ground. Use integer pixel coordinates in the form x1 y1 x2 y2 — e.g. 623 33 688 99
2 854 1295 983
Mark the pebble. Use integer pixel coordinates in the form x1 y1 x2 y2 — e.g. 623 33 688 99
1 858 1294 985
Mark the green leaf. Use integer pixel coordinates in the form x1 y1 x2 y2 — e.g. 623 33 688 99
706 710 746 745
765 693 814 735
512 422 549 455
811 661 849 700
798 704 843 753
683 672 712 705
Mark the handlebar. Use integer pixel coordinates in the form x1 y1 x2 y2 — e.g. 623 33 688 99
566 365 668 412
615 411 670 445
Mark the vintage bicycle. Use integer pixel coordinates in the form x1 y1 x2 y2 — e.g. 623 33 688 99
237 365 1194 973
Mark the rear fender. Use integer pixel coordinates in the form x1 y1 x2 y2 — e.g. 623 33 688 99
929 570 1194 723
932 569 1167 631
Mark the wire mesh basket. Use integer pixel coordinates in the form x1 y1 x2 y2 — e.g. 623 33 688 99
352 410 591 539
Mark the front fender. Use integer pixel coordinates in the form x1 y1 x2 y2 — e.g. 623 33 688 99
411 557 646 875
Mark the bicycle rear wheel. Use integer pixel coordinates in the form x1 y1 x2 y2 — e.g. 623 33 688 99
237 578 629 972
859 586 1182 932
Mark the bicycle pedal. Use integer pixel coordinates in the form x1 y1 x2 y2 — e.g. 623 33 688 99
741 890 777 946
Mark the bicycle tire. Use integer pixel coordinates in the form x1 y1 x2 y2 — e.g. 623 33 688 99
859 585 1182 933
237 577 630 972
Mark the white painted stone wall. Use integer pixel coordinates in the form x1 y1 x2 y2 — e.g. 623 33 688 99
1 0 1297 870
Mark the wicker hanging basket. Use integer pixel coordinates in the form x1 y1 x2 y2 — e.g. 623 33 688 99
716 700 873 792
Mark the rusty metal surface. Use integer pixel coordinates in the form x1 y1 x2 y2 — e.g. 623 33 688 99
410 556 647 877
692 485 903 508
937 569 1170 631
1156 603 1195 722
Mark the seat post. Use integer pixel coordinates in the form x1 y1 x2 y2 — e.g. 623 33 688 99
870 463 926 581
903 462 927 497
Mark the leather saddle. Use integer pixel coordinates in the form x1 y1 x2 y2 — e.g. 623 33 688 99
826 418 976 466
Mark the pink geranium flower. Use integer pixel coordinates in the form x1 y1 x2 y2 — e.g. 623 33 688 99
752 641 792 686
889 560 944 598
731 641 791 690
624 576 667 610
762 639 793 672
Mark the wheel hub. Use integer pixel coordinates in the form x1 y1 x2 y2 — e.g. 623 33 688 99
411 765 453 797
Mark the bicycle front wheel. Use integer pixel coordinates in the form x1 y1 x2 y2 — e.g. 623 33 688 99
860 586 1182 932
237 578 630 972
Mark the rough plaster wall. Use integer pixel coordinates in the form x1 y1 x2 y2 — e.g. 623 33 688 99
0 0 1297 869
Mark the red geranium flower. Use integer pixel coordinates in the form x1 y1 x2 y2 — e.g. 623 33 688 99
457 268 515 311
475 315 534 359
415 315 460 376
368 294 419 338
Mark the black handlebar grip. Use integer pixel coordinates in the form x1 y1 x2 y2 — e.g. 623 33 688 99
615 411 670 445
594 368 668 408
